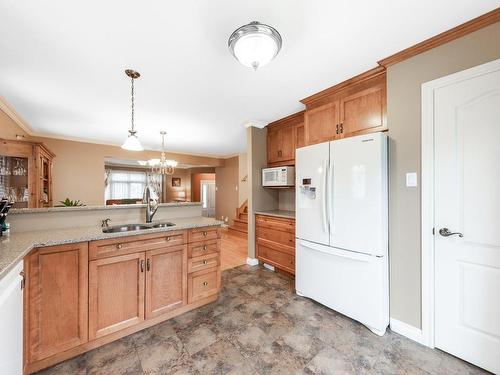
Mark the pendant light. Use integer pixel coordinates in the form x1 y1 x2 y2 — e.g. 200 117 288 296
121 69 144 151
228 21 282 70
149 131 178 175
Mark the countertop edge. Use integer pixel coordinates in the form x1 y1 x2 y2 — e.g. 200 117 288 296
254 210 296 219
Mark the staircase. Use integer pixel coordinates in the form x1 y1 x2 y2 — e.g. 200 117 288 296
228 200 248 238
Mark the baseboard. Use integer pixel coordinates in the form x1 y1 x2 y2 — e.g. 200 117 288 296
390 318 426 346
246 257 259 266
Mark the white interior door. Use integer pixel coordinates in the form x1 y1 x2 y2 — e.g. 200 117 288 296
434 60 500 374
201 180 215 217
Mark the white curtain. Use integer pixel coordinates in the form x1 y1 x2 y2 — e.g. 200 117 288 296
105 170 148 201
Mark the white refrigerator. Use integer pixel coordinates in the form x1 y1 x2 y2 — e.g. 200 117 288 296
295 132 389 335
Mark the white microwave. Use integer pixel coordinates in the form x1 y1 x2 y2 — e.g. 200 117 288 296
262 166 295 187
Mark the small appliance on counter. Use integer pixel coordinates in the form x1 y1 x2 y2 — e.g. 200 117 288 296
262 166 295 187
0 199 13 236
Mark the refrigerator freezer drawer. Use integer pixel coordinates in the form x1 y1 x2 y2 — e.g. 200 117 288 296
296 240 389 335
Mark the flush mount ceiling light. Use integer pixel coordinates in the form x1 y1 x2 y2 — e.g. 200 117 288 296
228 21 282 70
121 69 144 151
148 131 178 175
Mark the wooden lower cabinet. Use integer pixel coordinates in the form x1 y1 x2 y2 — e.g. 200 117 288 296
255 214 296 274
24 226 221 374
89 252 145 340
145 245 187 319
25 243 88 363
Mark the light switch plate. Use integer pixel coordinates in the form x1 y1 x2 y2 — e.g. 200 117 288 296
406 172 418 187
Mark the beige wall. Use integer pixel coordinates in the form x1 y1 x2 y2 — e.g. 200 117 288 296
388 22 500 328
238 153 248 205
164 168 191 203
215 156 239 223
0 113 224 206
247 127 278 259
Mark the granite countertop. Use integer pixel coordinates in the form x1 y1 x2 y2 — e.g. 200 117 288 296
0 216 223 280
254 210 296 219
10 201 201 215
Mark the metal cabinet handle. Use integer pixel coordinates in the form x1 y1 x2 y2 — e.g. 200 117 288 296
339 123 343 133
203 245 208 251
146 258 151 271
203 260 208 265
166 236 171 241
140 260 145 272
203 231 207 236
116 243 123 250
336 124 339 134
203 281 208 286
439 228 463 238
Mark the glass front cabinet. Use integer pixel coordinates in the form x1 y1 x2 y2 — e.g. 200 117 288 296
0 139 55 208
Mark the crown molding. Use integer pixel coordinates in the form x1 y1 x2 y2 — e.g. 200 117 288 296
378 7 500 68
0 96 35 135
267 110 305 129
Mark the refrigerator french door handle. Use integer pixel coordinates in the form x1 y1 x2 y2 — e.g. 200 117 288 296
321 159 328 234
328 159 334 236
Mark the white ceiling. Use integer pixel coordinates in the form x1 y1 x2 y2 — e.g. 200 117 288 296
1 1 498 157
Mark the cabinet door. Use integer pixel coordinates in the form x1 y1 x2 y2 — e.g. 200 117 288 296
267 128 281 164
339 84 386 136
89 252 145 340
304 102 340 145
26 243 88 362
296 123 305 149
145 245 187 319
279 124 296 162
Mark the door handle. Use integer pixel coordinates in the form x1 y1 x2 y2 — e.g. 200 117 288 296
339 123 343 133
140 260 145 272
336 124 339 134
146 258 151 271
439 228 463 238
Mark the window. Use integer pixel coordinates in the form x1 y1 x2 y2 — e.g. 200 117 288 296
105 170 148 201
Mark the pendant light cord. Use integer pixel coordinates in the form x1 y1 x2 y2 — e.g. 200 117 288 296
130 77 135 133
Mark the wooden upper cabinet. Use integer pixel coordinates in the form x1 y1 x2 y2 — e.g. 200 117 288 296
25 243 88 362
304 102 340 145
296 123 305 149
266 111 305 166
339 84 386 136
145 245 187 319
89 252 145 340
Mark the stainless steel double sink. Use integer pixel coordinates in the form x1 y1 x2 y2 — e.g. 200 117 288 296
102 222 175 233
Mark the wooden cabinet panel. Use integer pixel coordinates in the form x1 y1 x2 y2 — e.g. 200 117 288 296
339 84 386 136
145 245 187 319
267 124 296 165
267 128 282 165
188 239 219 258
89 252 145 340
89 231 186 260
256 215 295 233
25 243 88 362
256 226 295 247
296 123 305 149
188 227 219 243
188 268 221 303
279 124 296 161
304 102 339 145
188 253 219 274
256 241 295 274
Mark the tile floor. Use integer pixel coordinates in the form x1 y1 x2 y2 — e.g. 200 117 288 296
36 265 488 375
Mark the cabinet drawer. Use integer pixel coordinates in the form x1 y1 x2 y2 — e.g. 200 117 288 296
257 242 295 274
188 268 220 303
256 215 295 233
256 226 295 247
89 230 187 260
188 239 220 258
188 253 219 274
188 227 220 243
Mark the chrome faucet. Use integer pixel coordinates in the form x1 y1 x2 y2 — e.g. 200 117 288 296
143 184 159 223
101 218 111 228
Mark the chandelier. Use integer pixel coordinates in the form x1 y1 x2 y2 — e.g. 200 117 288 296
228 21 282 70
148 131 177 175
121 69 144 151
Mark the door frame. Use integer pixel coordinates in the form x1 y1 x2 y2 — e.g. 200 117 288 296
421 58 500 348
